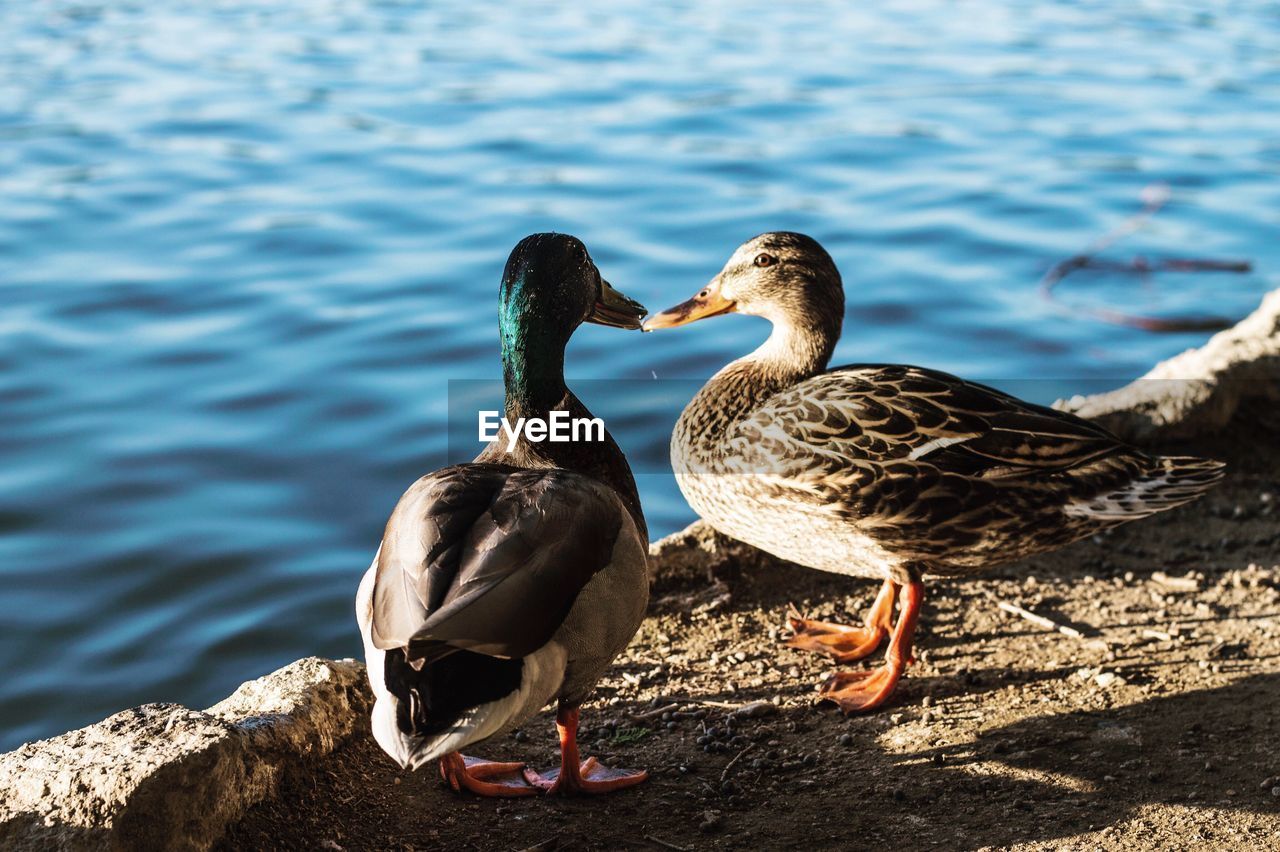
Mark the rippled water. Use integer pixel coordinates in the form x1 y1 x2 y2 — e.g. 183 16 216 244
1 0 1277 748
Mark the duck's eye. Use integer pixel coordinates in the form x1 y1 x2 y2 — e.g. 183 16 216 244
753 253 777 268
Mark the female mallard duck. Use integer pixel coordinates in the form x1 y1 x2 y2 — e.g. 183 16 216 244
357 233 651 795
643 232 1224 713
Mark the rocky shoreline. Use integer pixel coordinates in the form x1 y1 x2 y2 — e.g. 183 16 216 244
2 290 1277 851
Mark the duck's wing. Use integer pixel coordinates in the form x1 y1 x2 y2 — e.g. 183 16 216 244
370 463 633 663
717 364 1199 564
723 363 1125 483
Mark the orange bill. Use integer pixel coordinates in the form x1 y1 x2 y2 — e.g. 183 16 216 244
642 278 736 331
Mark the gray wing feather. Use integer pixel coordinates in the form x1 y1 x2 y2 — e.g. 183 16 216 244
370 464 627 661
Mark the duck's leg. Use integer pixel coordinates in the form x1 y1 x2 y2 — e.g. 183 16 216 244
785 579 896 663
439 752 538 797
818 580 923 713
522 704 649 795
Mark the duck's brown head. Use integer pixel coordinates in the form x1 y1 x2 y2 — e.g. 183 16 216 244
642 232 844 336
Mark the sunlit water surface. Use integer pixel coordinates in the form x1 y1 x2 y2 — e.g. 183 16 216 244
1 1 1277 748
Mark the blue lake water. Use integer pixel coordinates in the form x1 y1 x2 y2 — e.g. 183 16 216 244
1 1 1277 749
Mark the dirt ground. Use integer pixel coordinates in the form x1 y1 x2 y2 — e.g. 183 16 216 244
224 410 1280 851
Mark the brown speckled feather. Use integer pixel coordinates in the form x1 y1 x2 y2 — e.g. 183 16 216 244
675 360 1224 579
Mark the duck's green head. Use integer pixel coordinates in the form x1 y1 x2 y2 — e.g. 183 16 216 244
499 233 646 403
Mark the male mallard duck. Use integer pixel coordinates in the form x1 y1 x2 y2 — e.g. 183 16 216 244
357 233 651 795
644 232 1224 713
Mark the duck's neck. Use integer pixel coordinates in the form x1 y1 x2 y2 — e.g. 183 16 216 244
494 321 647 539
501 316 568 419
749 311 840 385
676 315 840 464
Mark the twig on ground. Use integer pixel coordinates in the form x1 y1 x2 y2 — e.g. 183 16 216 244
660 696 755 711
720 743 756 783
516 839 560 852
1151 571 1201 592
997 600 1087 640
644 835 690 852
627 702 680 722
728 699 778 720
1142 628 1174 642
653 579 733 612
1038 182 1252 332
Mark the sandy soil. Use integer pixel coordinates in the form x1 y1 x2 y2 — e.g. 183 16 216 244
224 409 1280 851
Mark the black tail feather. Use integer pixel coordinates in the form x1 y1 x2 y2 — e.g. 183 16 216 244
383 647 522 739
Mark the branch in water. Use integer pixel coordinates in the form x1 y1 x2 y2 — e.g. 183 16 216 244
1039 184 1253 333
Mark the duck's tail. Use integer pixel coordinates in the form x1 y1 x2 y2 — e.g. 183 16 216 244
1064 455 1226 521
369 641 568 771
375 647 523 770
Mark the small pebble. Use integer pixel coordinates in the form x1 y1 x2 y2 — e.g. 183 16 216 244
699 810 724 833
837 733 854 747
513 730 528 743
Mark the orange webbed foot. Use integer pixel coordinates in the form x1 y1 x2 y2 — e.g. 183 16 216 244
817 665 904 714
812 579 924 715
522 756 649 795
439 753 539 797
784 579 897 664
785 610 887 663
523 705 648 796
